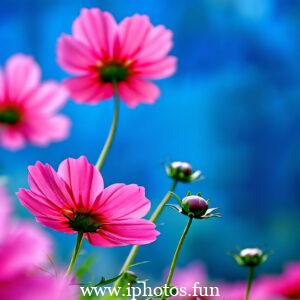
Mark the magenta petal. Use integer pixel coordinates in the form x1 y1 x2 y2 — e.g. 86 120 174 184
0 223 51 281
134 56 177 80
0 272 78 300
57 35 98 75
117 15 152 59
88 219 158 247
97 184 150 220
0 70 5 102
100 219 159 246
26 162 73 208
135 25 173 62
118 79 160 107
72 8 117 58
25 115 71 146
0 129 25 151
57 156 104 209
63 76 114 103
5 54 41 101
26 81 68 113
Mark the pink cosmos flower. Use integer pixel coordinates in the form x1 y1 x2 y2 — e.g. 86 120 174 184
57 8 176 107
17 156 159 247
0 185 78 300
0 54 70 150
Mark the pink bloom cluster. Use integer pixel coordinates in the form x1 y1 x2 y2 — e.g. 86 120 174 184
0 186 78 300
17 156 159 247
0 55 70 150
58 8 176 107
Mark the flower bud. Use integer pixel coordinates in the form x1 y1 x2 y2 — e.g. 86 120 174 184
233 248 268 267
182 195 208 218
166 161 202 183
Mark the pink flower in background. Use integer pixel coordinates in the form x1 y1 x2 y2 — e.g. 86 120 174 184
257 262 300 299
170 262 208 299
0 54 70 150
57 8 176 107
17 156 159 247
217 281 272 300
0 272 78 300
0 185 78 300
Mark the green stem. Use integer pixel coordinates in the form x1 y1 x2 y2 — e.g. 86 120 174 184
161 217 193 300
67 232 84 274
114 180 177 288
245 266 255 300
95 81 120 170
150 180 177 223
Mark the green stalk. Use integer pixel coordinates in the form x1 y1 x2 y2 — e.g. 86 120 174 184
96 81 120 170
66 232 84 274
161 217 193 300
245 266 255 300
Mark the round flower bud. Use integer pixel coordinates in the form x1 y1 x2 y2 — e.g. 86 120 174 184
239 248 264 267
166 161 201 183
182 195 208 218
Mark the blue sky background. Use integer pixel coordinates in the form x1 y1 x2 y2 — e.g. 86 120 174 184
1 0 300 283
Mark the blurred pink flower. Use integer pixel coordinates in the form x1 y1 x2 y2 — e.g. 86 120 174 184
17 156 159 247
57 8 177 107
217 281 273 300
0 54 70 150
170 262 208 299
0 185 78 300
0 272 78 300
256 262 300 299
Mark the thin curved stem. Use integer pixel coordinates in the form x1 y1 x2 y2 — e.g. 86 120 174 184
67 232 84 275
161 217 193 300
150 180 177 223
114 180 178 287
245 266 255 300
96 81 120 170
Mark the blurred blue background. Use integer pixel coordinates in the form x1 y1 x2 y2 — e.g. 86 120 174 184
1 0 300 283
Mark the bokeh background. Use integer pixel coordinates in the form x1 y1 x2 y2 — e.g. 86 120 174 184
1 0 300 284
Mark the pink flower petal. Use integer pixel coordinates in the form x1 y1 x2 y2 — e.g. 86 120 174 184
5 54 41 101
134 56 177 80
135 25 174 62
97 184 150 220
0 272 78 300
118 78 160 107
117 15 152 59
0 186 12 240
25 81 69 113
57 35 98 75
0 128 25 150
0 70 6 102
25 115 71 146
26 162 74 208
17 189 63 217
57 156 104 209
88 219 158 247
0 223 51 281
72 8 117 58
63 76 113 103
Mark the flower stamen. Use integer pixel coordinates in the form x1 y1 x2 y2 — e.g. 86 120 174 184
0 106 22 125
100 62 128 83
68 212 100 233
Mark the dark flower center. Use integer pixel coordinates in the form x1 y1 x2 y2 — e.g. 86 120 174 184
0 106 22 125
100 63 128 83
68 212 100 233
